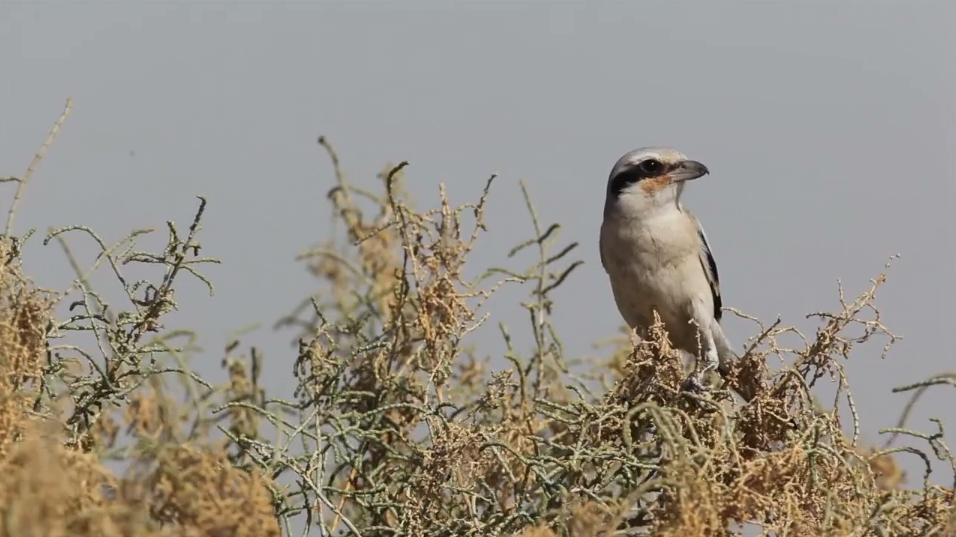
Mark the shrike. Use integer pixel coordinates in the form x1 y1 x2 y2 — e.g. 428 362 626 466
599 147 739 395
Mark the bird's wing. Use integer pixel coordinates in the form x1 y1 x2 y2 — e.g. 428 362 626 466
686 209 722 322
599 236 607 271
598 223 609 272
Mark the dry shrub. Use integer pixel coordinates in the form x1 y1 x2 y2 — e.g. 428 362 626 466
0 424 148 537
0 235 57 457
0 101 279 537
122 443 280 537
0 422 279 537
0 100 952 537
265 137 954 536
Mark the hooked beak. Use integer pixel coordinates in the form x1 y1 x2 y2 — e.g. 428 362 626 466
670 160 710 183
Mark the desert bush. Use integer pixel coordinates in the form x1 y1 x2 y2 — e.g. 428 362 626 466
0 100 952 536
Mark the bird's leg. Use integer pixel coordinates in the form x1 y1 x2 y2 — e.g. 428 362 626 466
681 365 708 394
629 325 650 349
682 325 719 394
698 334 721 386
629 328 641 347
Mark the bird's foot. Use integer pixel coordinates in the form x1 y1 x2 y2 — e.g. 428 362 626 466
684 348 720 393
681 374 709 395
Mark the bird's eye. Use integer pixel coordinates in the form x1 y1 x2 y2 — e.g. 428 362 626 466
639 159 663 174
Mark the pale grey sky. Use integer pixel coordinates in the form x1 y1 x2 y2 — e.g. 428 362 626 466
2 0 954 500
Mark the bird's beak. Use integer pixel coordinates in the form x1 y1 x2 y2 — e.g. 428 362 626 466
670 160 710 183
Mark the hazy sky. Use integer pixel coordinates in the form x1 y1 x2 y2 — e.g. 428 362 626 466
2 0 954 498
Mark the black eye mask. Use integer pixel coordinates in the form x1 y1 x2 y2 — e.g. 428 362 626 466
607 159 669 197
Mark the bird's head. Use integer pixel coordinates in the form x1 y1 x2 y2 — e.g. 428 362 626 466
604 147 710 219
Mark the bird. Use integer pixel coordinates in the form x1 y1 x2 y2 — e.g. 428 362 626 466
599 146 741 397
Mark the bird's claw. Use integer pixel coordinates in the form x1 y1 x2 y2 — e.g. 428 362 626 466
681 374 708 395
683 348 720 396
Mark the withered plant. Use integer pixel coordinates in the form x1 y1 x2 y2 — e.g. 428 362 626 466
0 100 952 536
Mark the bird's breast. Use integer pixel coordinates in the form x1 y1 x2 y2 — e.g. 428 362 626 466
601 211 700 270
600 212 706 329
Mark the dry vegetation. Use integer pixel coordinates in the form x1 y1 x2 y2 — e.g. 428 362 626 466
0 100 952 536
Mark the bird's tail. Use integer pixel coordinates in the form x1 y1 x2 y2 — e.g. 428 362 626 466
713 324 738 377
713 324 755 402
